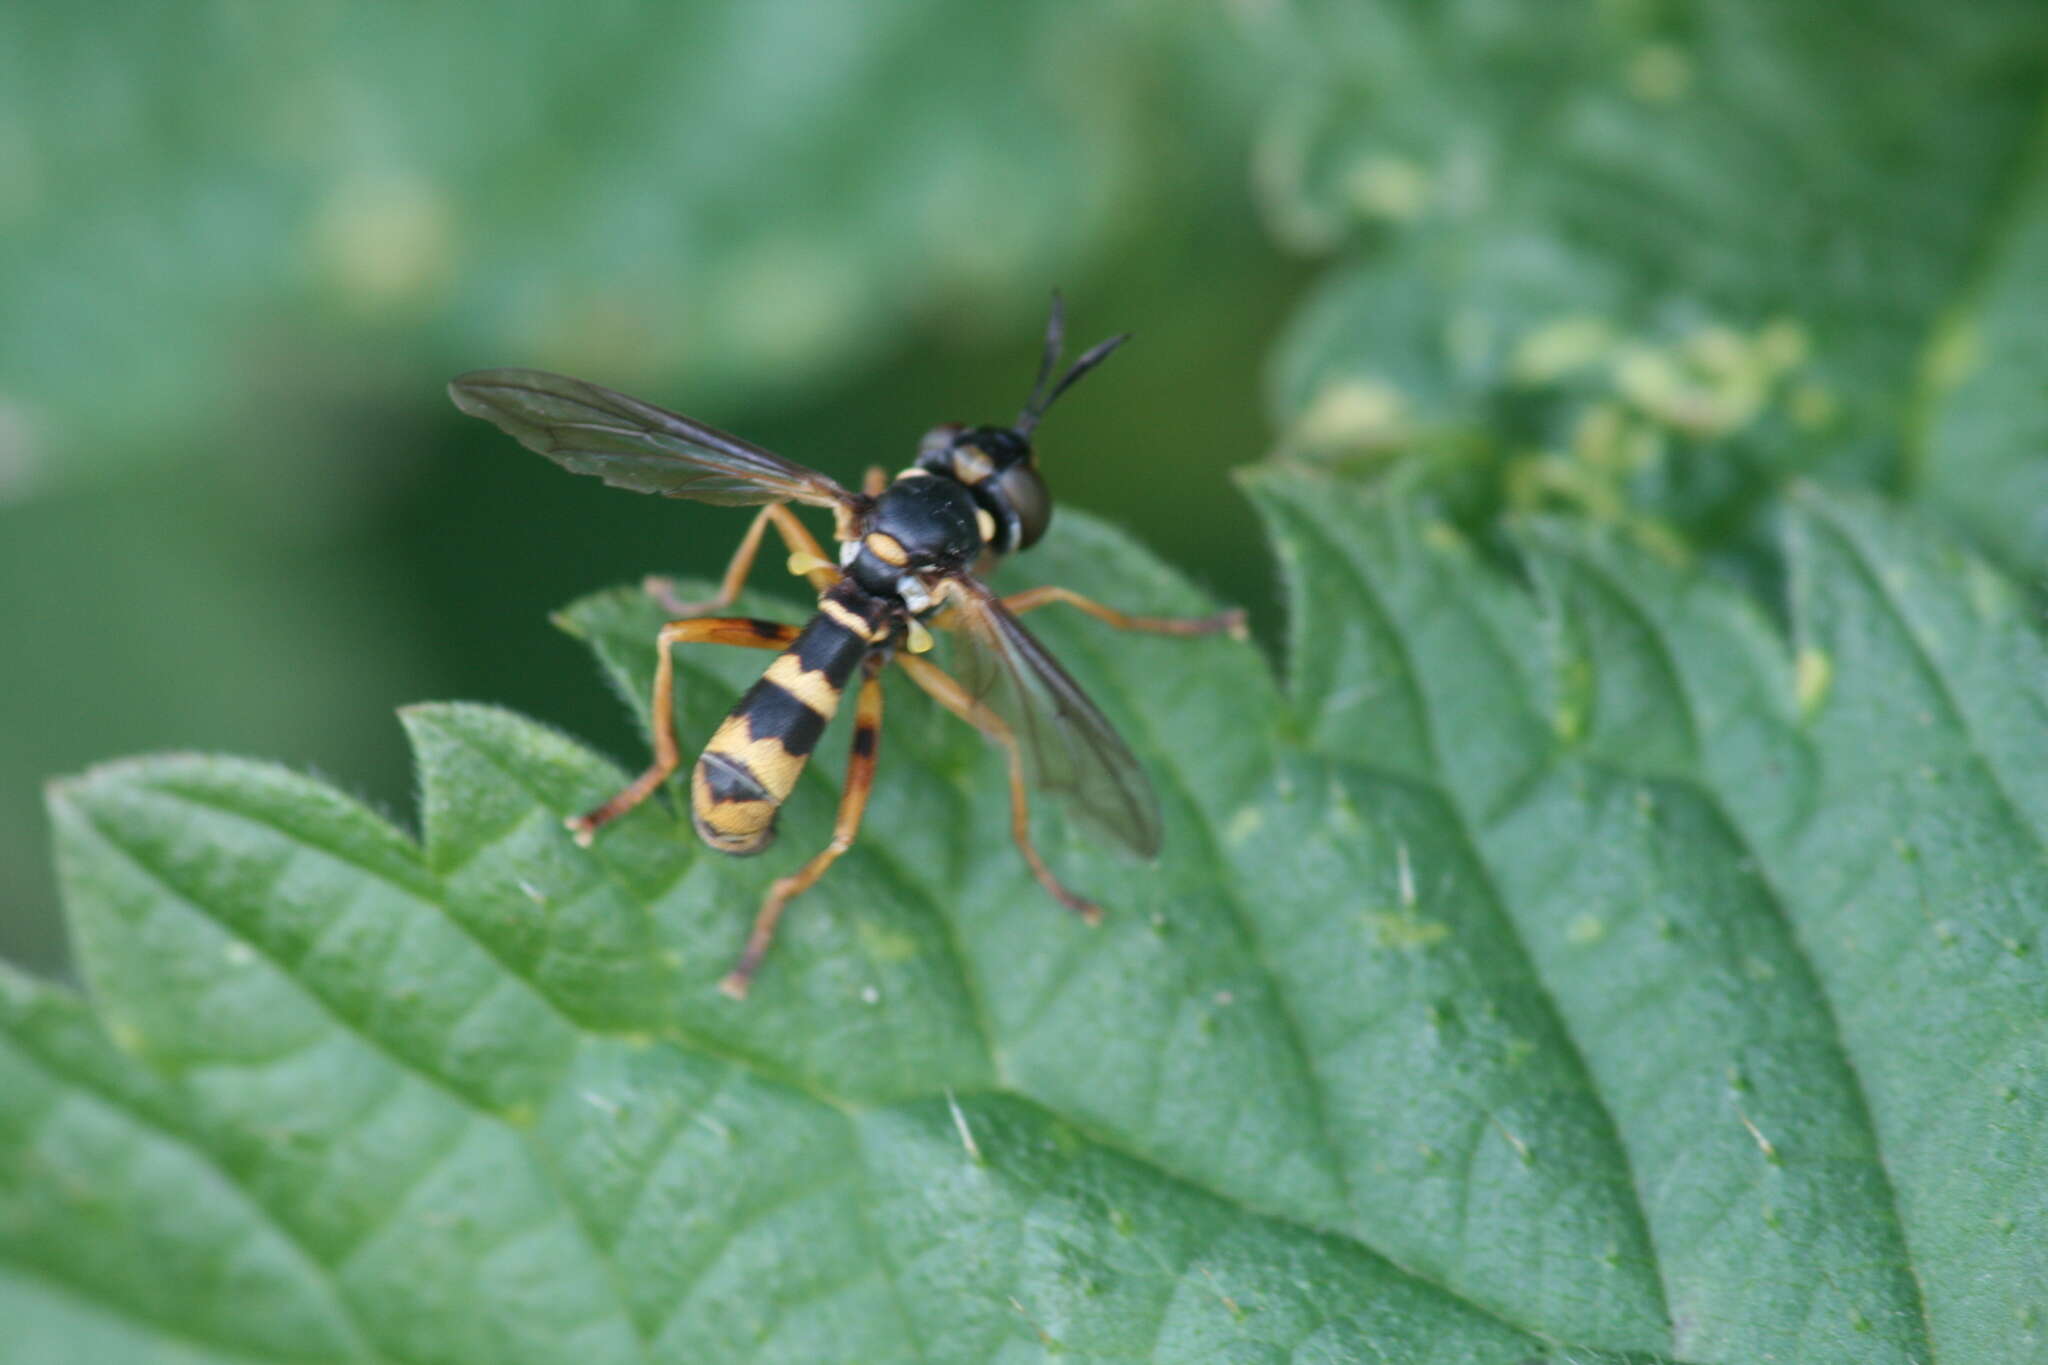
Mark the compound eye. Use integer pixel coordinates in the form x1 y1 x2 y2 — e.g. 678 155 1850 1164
991 463 1051 550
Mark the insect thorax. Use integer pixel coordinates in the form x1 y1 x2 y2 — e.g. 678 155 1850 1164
847 475 984 600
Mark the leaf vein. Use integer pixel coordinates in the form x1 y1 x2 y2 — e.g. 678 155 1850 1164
1285 501 1675 1338
1546 537 1936 1360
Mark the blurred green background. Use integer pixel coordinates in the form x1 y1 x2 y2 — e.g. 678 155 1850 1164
0 2 1306 973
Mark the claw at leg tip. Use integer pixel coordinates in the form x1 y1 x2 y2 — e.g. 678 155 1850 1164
717 973 751 1001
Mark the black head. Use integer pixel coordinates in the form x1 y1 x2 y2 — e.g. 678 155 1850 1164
911 294 1128 556
914 422 1048 555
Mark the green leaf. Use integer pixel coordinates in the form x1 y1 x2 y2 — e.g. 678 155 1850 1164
7 492 2046 1361
1250 474 2048 1364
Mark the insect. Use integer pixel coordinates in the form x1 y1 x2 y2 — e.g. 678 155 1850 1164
449 297 1244 996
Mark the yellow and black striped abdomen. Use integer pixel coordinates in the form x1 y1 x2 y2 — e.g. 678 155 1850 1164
691 584 887 854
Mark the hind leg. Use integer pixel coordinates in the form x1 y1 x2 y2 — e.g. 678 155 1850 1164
567 617 800 842
719 655 888 998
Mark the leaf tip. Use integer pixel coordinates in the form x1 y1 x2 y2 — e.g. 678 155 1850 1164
42 752 198 816
397 699 493 744
394 700 441 733
1230 461 1280 496
41 772 79 810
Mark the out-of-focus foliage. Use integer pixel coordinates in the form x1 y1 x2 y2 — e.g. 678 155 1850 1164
1256 0 2048 566
0 0 1248 489
1917 158 2048 572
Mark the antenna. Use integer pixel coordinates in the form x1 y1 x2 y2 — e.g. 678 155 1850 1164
1016 292 1130 436
1020 291 1067 421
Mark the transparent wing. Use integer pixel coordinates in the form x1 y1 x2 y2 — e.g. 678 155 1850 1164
938 578 1163 859
449 368 855 510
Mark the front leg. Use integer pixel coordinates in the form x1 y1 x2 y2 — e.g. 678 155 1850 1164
646 503 842 617
998 584 1247 640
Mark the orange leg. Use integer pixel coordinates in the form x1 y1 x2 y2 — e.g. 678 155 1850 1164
720 656 888 999
567 617 800 842
999 585 1247 640
863 465 889 497
645 504 840 617
895 652 1102 924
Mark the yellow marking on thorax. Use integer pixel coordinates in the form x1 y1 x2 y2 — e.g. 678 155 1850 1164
762 653 846 714
864 531 909 567
820 597 883 641
787 549 836 578
974 507 997 543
